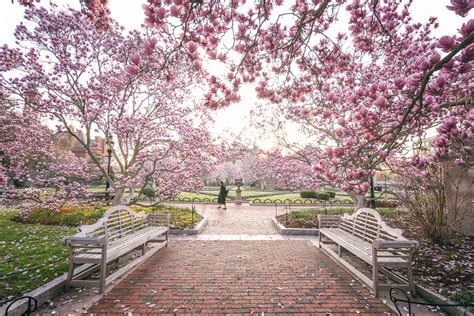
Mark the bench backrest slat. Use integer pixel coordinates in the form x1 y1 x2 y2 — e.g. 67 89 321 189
77 205 149 242
340 208 405 242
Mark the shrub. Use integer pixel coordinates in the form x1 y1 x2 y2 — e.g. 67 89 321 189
142 188 155 199
300 191 317 198
327 191 336 198
393 162 470 245
317 192 330 200
291 210 310 219
374 199 399 208
14 205 107 226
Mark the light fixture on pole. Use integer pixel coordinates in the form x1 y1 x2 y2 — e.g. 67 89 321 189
369 174 376 208
105 136 114 202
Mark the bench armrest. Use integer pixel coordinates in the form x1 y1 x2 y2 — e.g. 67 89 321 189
372 240 419 250
147 214 170 227
63 236 107 247
318 215 341 229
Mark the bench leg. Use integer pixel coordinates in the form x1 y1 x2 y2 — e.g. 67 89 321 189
65 247 74 291
142 242 147 255
372 248 379 297
99 245 107 294
318 232 322 248
166 230 169 247
407 264 416 297
337 244 341 256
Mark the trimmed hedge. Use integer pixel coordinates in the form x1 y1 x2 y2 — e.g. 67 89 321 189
300 191 317 198
299 191 333 200
317 192 330 200
142 187 155 198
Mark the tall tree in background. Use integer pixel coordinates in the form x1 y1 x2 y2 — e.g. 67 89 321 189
0 97 97 208
0 7 216 205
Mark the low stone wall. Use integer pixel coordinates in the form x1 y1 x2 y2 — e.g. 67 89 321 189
169 217 207 235
271 217 319 235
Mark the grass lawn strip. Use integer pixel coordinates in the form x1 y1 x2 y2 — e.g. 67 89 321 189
174 192 218 201
0 212 75 300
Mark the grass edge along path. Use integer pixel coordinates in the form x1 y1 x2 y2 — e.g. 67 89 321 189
0 211 75 300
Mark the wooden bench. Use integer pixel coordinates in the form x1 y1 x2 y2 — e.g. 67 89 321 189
63 205 169 293
318 208 418 297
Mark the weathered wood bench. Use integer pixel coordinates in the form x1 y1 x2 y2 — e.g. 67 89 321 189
63 205 169 293
318 208 418 297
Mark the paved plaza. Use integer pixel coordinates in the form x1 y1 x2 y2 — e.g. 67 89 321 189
88 240 392 315
86 203 394 315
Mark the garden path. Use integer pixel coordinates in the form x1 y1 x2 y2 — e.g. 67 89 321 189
87 240 392 314
171 202 301 235
37 203 442 315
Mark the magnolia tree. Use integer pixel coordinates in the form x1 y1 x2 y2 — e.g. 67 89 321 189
0 98 96 208
59 0 472 196
0 7 216 206
11 0 474 198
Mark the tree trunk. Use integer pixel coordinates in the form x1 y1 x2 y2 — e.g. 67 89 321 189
111 187 125 206
348 193 366 210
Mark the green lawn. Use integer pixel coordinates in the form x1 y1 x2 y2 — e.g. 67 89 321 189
250 191 395 204
0 211 75 299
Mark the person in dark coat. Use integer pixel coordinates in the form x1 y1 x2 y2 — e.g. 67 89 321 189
217 181 229 210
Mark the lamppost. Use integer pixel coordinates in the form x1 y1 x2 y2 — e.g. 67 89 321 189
104 137 114 202
369 174 376 208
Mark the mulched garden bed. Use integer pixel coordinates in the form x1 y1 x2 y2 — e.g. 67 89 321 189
277 208 473 306
386 213 473 305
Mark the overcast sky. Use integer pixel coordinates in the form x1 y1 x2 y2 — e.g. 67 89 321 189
0 0 468 150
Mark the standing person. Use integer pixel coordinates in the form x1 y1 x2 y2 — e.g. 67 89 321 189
217 181 229 210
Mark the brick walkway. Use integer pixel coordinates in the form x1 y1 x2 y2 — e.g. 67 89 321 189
88 241 392 315
172 203 279 235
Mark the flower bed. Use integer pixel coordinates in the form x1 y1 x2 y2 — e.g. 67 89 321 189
13 204 202 229
276 208 397 228
386 213 474 306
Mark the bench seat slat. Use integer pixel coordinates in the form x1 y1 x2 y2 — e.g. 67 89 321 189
320 228 408 264
73 227 167 263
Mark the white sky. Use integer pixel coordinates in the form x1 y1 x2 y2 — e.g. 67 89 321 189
0 0 467 151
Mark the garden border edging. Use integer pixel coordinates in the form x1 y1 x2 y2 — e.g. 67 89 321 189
271 217 319 235
169 217 207 235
